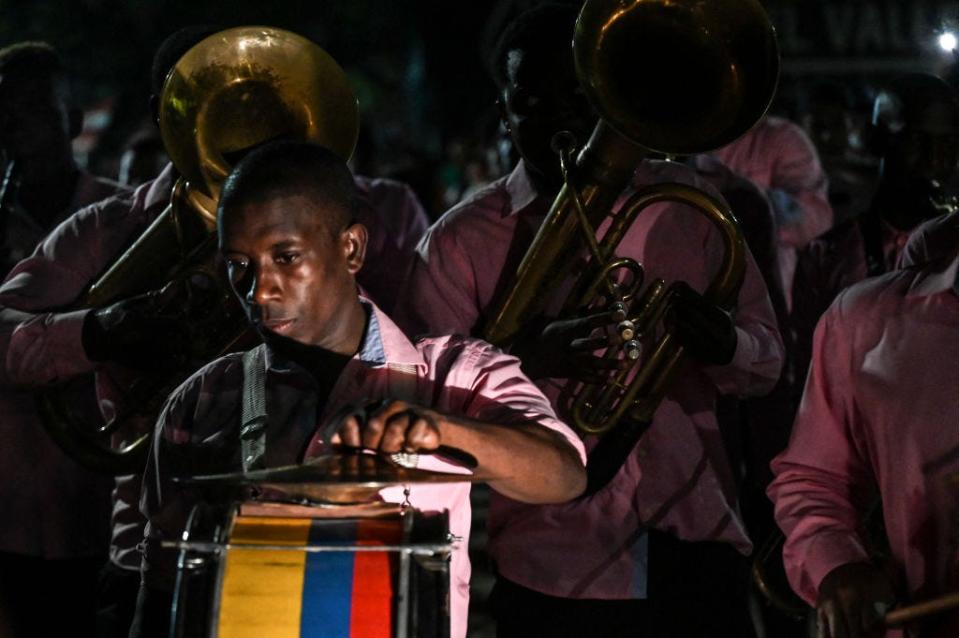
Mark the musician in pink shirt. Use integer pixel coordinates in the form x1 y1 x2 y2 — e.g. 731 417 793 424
132 141 586 638
712 115 834 310
791 74 959 391
0 27 431 638
395 6 784 636
769 249 959 637
0 40 130 638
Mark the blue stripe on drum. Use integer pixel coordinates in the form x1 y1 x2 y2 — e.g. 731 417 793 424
300 519 359 637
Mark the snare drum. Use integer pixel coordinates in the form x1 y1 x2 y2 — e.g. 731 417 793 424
170 502 452 638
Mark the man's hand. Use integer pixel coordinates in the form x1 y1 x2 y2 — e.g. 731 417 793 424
324 397 585 504
333 399 443 454
816 562 896 638
82 289 189 370
665 282 737 366
511 311 627 382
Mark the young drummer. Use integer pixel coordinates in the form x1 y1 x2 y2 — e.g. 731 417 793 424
133 141 587 638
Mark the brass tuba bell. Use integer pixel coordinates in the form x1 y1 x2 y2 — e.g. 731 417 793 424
37 27 359 474
482 0 780 492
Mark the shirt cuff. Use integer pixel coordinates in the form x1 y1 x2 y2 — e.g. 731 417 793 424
701 326 755 395
794 532 871 604
48 309 96 380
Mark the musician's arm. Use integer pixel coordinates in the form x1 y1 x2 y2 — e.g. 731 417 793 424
445 343 587 502
767 300 876 606
700 274 784 398
434 408 587 504
0 201 114 387
333 342 587 504
668 207 785 397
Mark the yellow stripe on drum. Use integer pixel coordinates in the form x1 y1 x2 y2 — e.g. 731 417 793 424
217 517 312 638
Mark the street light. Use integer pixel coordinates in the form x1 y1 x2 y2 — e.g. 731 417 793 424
939 31 958 53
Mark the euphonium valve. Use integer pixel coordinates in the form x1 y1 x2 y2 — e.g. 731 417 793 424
482 0 779 493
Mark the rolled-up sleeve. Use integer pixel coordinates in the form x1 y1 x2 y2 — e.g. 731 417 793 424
701 245 785 398
767 300 873 605
654 200 784 399
0 200 123 387
453 340 586 465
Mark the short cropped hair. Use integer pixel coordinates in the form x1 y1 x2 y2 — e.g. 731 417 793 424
151 25 221 95
217 140 356 237
488 3 579 88
0 42 63 97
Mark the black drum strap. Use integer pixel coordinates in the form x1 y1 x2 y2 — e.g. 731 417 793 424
240 346 268 472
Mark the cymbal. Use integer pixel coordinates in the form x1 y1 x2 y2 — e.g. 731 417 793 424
178 451 489 504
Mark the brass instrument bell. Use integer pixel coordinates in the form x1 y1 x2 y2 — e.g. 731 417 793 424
483 0 779 492
38 27 359 474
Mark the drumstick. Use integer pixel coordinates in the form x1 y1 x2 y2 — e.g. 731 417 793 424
884 591 959 627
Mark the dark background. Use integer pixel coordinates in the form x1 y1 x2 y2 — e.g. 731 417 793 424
3 0 959 215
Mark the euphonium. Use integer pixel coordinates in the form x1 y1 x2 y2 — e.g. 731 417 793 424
37 27 359 474
482 0 780 493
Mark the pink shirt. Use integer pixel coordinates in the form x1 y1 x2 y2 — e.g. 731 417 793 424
712 116 834 308
791 216 912 388
353 175 429 314
0 165 174 564
0 171 131 558
142 299 585 638
692 154 787 326
898 213 959 269
395 160 784 598
1 169 425 389
0 165 428 566
1 170 126 276
769 257 959 631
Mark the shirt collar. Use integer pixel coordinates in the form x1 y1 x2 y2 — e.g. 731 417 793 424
504 159 542 217
357 301 387 366
262 296 426 373
907 250 959 298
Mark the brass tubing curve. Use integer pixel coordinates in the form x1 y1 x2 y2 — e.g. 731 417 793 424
36 392 151 475
612 183 746 309
750 531 809 619
570 182 746 437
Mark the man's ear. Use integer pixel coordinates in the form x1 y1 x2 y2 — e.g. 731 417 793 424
342 222 368 274
67 108 83 140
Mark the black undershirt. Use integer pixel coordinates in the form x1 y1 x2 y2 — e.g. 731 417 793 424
259 306 370 414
